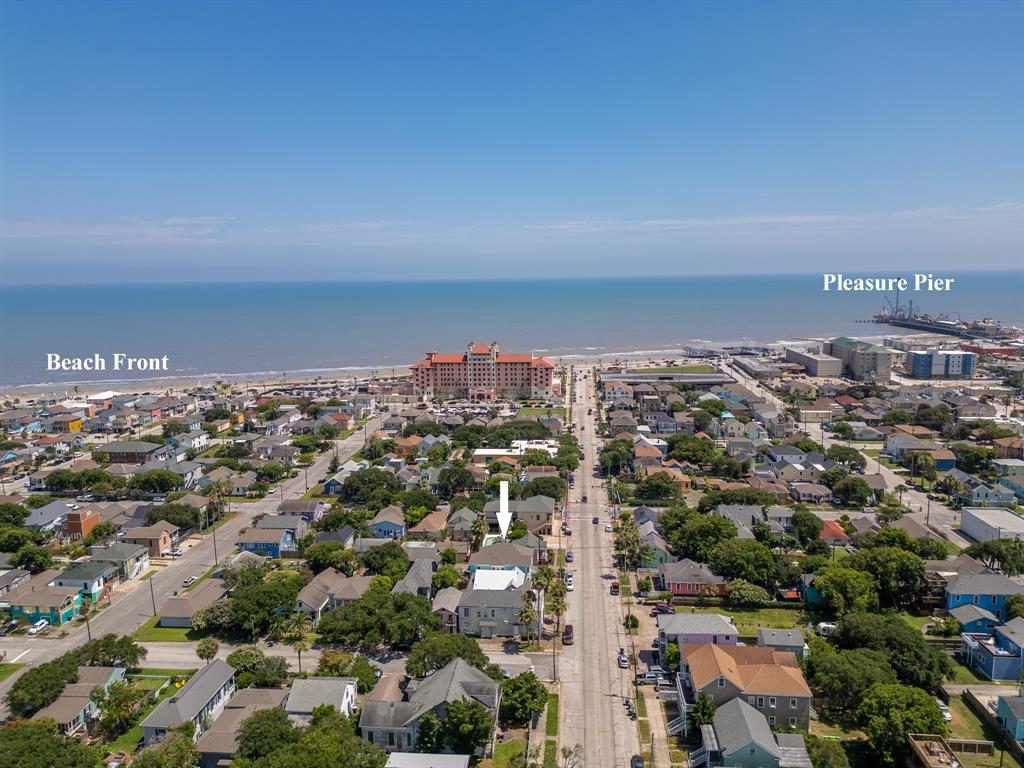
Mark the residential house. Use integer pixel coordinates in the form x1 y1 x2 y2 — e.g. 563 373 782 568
433 587 462 634
658 559 726 598
658 613 738 664
681 643 812 730
409 509 448 540
285 677 358 723
196 688 289 768
312 526 356 549
237 527 293 558
6 571 83 625
142 659 237 744
689 699 811 768
818 520 849 547
996 696 1024 741
961 617 1024 681
24 500 71 533
53 560 118 603
947 573 1024 621
467 541 534 576
949 604 1000 634
790 483 832 504
456 587 530 639
159 578 227 628
88 542 150 581
370 506 407 540
0 567 31 595
122 524 175 557
359 658 500 753
391 559 436 599
756 629 807 660
447 508 479 542
253 514 306 543
30 666 126 736
296 569 374 624
98 440 170 465
945 468 1016 508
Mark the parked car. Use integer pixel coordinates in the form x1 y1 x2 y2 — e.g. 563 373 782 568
581 495 588 504
631 756 645 768
610 582 620 596
592 516 599 524
635 672 660 685
566 551 574 563
169 548 184 557
182 576 198 587
617 652 629 669
27 619 49 635
937 699 953 722
604 523 613 532
562 625 574 645
0 620 19 637
816 621 838 636
152 495 166 503
650 603 674 615
565 573 575 591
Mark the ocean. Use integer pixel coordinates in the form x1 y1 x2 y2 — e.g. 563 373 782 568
1 271 1022 391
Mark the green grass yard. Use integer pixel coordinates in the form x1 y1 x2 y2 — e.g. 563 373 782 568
0 663 24 682
517 407 568 419
490 738 527 768
132 616 206 642
544 740 558 768
546 694 559 736
680 605 805 633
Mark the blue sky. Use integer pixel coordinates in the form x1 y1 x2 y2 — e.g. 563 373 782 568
1 0 1021 283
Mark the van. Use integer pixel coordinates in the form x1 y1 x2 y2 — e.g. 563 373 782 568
816 621 838 636
562 624 574 645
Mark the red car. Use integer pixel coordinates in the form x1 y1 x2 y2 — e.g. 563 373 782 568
581 495 588 504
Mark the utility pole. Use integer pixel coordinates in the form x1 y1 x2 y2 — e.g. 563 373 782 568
212 518 220 563
149 576 157 616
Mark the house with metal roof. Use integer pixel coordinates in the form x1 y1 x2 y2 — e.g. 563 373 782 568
295 569 374 624
285 677 358 722
689 699 811 768
142 659 236 745
196 686 288 768
53 560 119 603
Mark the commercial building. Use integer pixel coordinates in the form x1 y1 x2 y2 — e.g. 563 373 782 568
908 349 976 379
783 348 842 378
960 507 1024 543
823 337 896 383
410 342 555 400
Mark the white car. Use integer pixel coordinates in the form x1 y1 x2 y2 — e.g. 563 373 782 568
169 548 184 557
604 523 613 532
937 699 953 722
27 619 49 635
182 576 198 587
565 573 575 591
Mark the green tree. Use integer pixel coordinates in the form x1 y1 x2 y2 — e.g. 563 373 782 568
711 539 774 585
833 476 872 505
635 472 680 501
500 671 547 725
725 579 772 607
848 547 924 609
813 566 879 616
0 720 102 768
237 708 299 761
689 694 716 727
832 613 952 688
90 681 144 739
431 564 464 590
1006 594 1024 620
11 543 53 573
133 728 199 768
661 507 736 562
857 683 946 766
195 637 219 664
806 735 851 768
444 698 494 754
406 633 489 677
416 710 445 752
791 508 823 546
804 638 897 714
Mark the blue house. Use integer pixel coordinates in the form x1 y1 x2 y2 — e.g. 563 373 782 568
946 573 1024 621
237 528 293 558
996 696 1024 741
799 574 825 607
689 698 810 768
369 506 406 540
960 617 1024 681
950 604 1000 634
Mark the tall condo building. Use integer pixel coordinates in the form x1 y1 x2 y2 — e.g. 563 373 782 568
411 342 555 400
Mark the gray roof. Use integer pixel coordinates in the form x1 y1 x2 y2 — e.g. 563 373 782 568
285 677 357 715
658 559 723 586
392 559 435 596
432 586 462 614
949 603 999 625
947 573 1024 597
757 628 805 647
657 612 737 636
142 660 234 728
89 542 148 563
457 587 526 610
254 514 304 530
999 617 1024 648
57 560 118 582
777 733 813 768
713 699 780 758
1000 696 1024 721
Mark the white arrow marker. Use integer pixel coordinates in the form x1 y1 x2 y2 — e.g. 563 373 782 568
497 480 513 539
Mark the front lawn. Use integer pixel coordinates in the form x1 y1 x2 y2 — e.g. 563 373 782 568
680 605 804 633
491 738 527 768
0 663 24 682
132 616 206 642
545 694 559 736
635 365 716 373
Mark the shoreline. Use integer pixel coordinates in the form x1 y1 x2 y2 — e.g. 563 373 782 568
0 332 922 402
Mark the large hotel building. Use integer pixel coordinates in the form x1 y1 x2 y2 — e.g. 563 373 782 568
410 342 556 400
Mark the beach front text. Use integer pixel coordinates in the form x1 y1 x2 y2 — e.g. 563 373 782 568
46 354 170 371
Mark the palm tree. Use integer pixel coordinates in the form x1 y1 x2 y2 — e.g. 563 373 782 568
896 483 909 504
290 635 310 675
286 612 312 674
196 637 219 665
471 516 489 551
547 582 568 636
690 694 716 727
518 590 538 641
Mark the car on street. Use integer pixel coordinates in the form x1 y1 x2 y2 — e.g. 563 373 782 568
0 620 20 637
169 548 184 557
592 516 599 524
565 551 574 563
182 576 198 587
28 619 49 635
631 756 645 768
610 581 620 595
562 624 574 645
267 487 278 494
604 523 613 532
650 603 674 615
617 652 629 669
565 573 574 591
580 495 588 504
152 495 166 503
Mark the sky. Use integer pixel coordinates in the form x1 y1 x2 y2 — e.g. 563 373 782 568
1 0 1021 284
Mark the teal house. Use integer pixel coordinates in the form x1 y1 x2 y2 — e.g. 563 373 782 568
690 699 811 768
8 581 84 625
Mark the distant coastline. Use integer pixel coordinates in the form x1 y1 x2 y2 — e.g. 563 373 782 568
2 271 1020 394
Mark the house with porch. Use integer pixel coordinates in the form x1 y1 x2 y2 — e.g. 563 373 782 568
658 559 726 598
142 659 237 745
296 569 374 624
946 573 1024 621
689 699 811 768
53 560 119 603
960 617 1024 681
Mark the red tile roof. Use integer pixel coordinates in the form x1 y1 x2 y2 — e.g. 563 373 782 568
820 520 849 541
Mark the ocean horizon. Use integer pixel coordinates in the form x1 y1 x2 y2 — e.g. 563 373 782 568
2 271 1021 391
